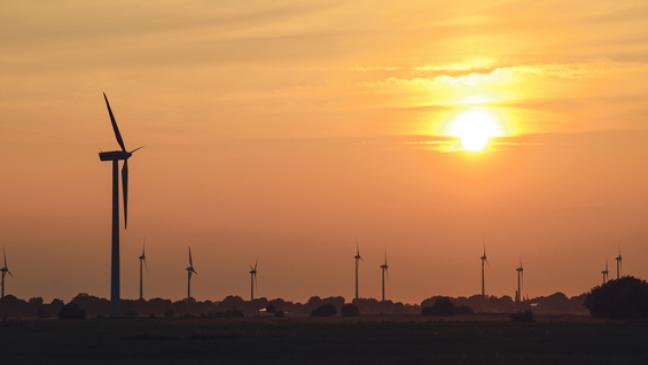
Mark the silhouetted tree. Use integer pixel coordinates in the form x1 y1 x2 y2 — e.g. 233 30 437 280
310 303 337 317
585 276 648 319
58 303 86 320
341 303 360 317
422 297 456 316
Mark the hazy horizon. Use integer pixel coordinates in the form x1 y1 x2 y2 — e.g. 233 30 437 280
2 0 648 303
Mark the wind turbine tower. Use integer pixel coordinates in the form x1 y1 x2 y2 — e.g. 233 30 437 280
249 261 258 301
615 250 623 279
480 247 488 298
354 242 363 300
515 261 524 305
1 249 13 299
98 93 142 317
138 243 147 300
186 247 198 301
601 259 609 285
380 251 389 302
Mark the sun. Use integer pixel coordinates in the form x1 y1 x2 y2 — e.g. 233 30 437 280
447 109 503 152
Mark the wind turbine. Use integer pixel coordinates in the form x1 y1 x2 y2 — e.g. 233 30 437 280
515 260 524 305
1 249 13 299
480 246 488 298
98 93 142 317
354 241 363 300
249 261 258 301
186 247 197 301
601 259 609 285
138 242 147 300
379 251 389 302
615 250 623 279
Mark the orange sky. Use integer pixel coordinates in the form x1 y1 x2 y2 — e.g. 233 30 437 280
1 1 648 303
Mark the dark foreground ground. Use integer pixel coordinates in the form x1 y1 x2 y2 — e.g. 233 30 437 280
1 315 647 364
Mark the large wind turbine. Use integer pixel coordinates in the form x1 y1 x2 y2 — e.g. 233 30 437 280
249 261 258 301
1 249 13 299
515 261 524 305
186 247 198 301
601 259 609 285
480 246 488 298
99 93 142 317
354 242 363 300
138 243 147 300
615 250 623 279
379 251 389 302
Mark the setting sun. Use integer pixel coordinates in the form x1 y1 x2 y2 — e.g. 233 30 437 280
448 109 503 152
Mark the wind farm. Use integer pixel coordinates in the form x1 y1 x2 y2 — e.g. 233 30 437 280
4 1 648 363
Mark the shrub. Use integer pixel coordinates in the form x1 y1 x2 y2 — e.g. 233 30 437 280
164 309 175 318
36 308 51 319
225 310 244 318
585 276 648 319
422 297 457 316
310 303 337 317
124 310 139 318
510 310 534 323
58 303 86 320
341 303 360 317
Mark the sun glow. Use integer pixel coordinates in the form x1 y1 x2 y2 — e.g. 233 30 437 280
447 109 503 152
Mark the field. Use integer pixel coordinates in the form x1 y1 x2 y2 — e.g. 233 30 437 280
1 315 647 364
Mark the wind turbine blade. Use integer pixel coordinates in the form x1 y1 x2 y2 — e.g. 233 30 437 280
103 93 126 152
3 249 6 268
189 247 193 266
130 146 144 154
255 259 258 271
122 160 129 228
144 257 149 272
8 271 13 278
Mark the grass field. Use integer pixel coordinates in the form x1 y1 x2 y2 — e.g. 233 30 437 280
1 315 647 364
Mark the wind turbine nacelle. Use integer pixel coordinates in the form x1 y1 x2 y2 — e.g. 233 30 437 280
99 150 131 161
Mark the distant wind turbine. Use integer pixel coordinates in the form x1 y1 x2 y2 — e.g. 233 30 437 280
138 242 147 300
515 260 524 305
1 249 13 299
480 246 488 298
601 259 609 285
186 247 197 301
354 241 363 300
98 93 143 317
615 250 623 279
249 260 258 301
380 251 389 302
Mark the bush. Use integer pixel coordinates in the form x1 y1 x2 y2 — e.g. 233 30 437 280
58 303 86 320
341 303 360 317
164 309 175 318
422 297 457 316
310 303 337 317
585 276 648 319
225 310 244 318
36 308 51 319
510 310 535 323
124 310 139 318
